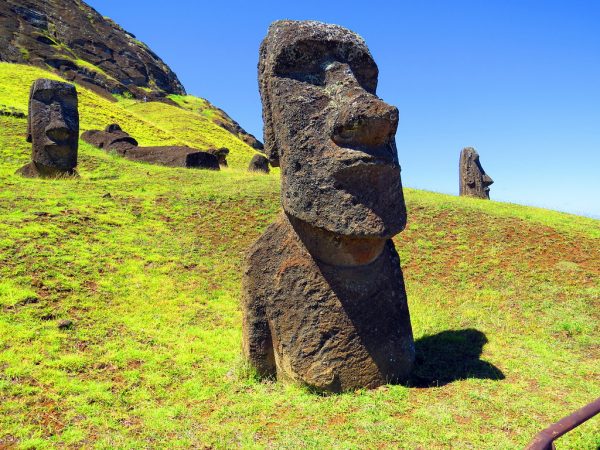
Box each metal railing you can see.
[525,397,600,450]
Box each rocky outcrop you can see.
[17,78,79,178]
[242,21,414,393]
[0,0,185,100]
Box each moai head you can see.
[459,147,493,199]
[27,79,79,173]
[259,20,406,238]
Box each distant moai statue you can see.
[242,20,415,393]
[17,79,79,178]
[459,147,493,199]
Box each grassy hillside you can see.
[124,101,257,168]
[0,62,599,449]
[0,63,260,169]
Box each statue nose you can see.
[332,96,398,149]
[483,174,494,186]
[46,125,70,143]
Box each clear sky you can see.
[88,0,600,218]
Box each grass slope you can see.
[124,101,257,168]
[0,63,599,449]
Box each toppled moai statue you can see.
[81,124,219,170]
[459,147,494,199]
[206,147,230,167]
[81,123,138,150]
[242,20,415,393]
[17,79,79,178]
[248,154,270,173]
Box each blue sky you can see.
[88,0,600,218]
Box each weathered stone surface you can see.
[459,147,493,199]
[82,124,219,170]
[81,127,138,149]
[17,78,79,178]
[248,154,270,173]
[243,20,414,393]
[116,145,219,169]
[0,0,185,100]
[206,147,230,167]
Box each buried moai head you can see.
[248,153,270,173]
[259,20,406,238]
[459,147,494,199]
[22,79,79,176]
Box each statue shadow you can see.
[405,328,505,388]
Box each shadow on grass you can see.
[406,328,505,388]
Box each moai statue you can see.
[17,79,79,178]
[207,147,230,167]
[248,153,270,173]
[459,147,494,199]
[242,20,415,393]
[81,124,220,170]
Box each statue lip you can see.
[331,140,397,164]
[334,157,400,185]
[337,153,398,169]
[44,143,73,156]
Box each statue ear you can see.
[26,82,34,143]
[260,79,280,167]
[264,125,280,167]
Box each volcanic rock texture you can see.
[82,124,219,169]
[17,78,79,178]
[459,147,494,199]
[0,0,185,100]
[243,20,415,393]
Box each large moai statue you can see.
[242,20,415,393]
[459,147,494,199]
[17,79,79,178]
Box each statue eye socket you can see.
[274,42,377,92]
[275,63,326,86]
[33,90,54,104]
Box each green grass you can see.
[0,62,598,449]
[124,101,260,168]
[168,94,224,121]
